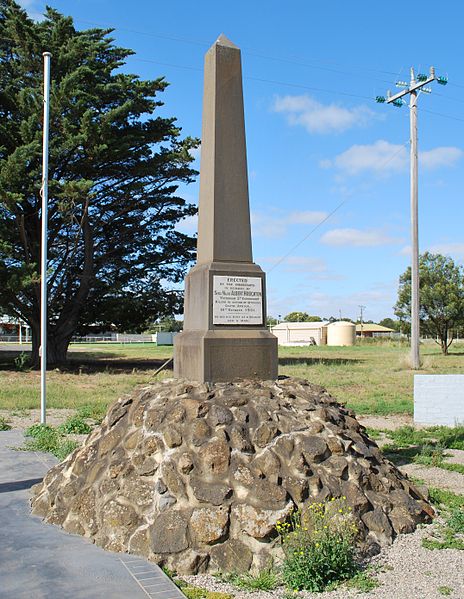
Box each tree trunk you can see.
[30,324,71,367]
[47,333,71,366]
[31,324,40,369]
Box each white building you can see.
[271,322,328,346]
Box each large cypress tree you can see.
[0,1,198,365]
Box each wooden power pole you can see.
[376,66,448,370]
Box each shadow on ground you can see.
[0,350,170,373]
[0,478,43,494]
[279,356,363,366]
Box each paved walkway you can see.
[0,430,185,599]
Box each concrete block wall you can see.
[414,374,464,426]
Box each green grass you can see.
[381,424,464,475]
[428,487,464,510]
[0,415,11,430]
[438,586,453,596]
[344,568,380,592]
[1,340,464,415]
[279,341,464,414]
[217,568,280,591]
[422,487,464,551]
[386,425,464,450]
[20,423,79,460]
[58,414,92,435]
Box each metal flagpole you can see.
[40,52,51,425]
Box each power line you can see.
[3,28,464,123]
[73,18,400,80]
[267,141,409,274]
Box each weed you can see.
[181,588,233,599]
[364,428,382,440]
[58,414,92,435]
[428,487,464,511]
[447,507,464,534]
[345,568,380,592]
[422,533,464,550]
[161,566,176,579]
[439,462,464,476]
[0,416,11,430]
[413,443,446,467]
[14,352,30,371]
[222,567,279,591]
[388,425,464,450]
[423,488,464,551]
[77,404,106,423]
[438,587,453,597]
[22,423,79,459]
[277,497,358,592]
[182,588,205,599]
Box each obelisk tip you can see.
[215,33,239,49]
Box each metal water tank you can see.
[326,321,356,346]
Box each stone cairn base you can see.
[31,378,433,574]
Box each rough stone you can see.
[199,438,230,475]
[151,510,189,554]
[190,506,230,544]
[31,377,433,575]
[190,477,231,506]
[232,502,293,539]
[208,405,233,426]
[210,539,253,573]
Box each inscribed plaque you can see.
[213,276,263,325]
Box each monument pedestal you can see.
[174,261,278,382]
[174,329,277,382]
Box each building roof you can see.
[355,323,394,333]
[272,321,328,330]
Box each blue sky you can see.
[21,0,464,321]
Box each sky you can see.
[19,0,464,322]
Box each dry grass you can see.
[0,340,463,416]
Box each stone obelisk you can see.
[174,34,278,383]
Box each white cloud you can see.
[273,94,376,134]
[262,256,328,273]
[286,211,329,225]
[320,228,401,247]
[252,210,329,238]
[322,140,463,176]
[420,147,463,169]
[17,0,44,20]
[401,243,464,260]
[321,140,407,175]
[429,243,464,259]
[176,214,198,235]
[189,145,201,162]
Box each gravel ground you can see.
[401,462,464,495]
[358,415,415,431]
[446,449,464,466]
[0,408,74,430]
[181,519,464,599]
